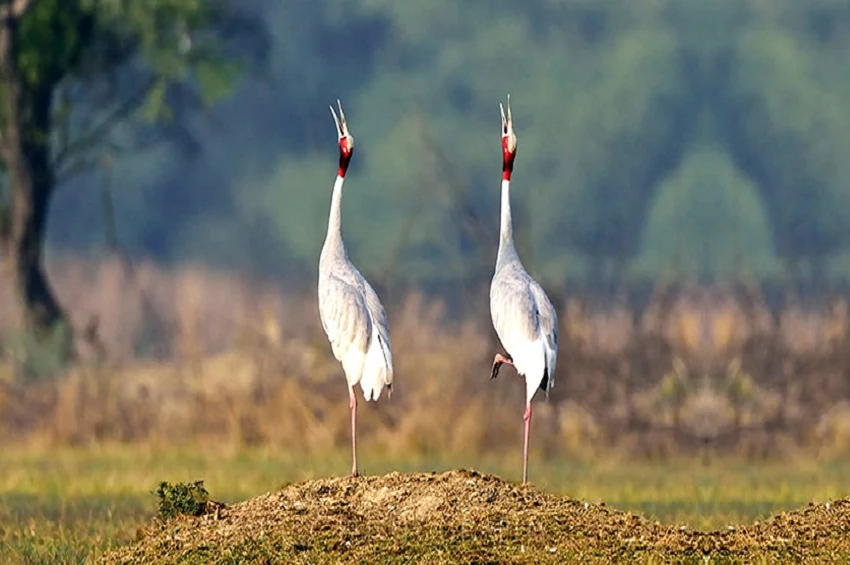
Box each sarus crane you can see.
[489,95,559,484]
[318,100,394,477]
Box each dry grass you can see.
[4,444,850,563]
[101,469,850,564]
[2,256,850,459]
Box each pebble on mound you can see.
[101,469,850,564]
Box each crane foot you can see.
[490,352,513,379]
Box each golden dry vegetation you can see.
[103,469,850,564]
[3,256,850,459]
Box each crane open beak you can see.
[330,99,351,140]
[499,94,513,139]
[500,94,517,154]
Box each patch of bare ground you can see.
[101,469,850,564]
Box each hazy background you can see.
[48,0,850,293]
[4,0,850,459]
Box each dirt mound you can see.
[101,469,850,564]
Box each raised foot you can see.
[490,352,514,379]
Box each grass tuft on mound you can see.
[154,481,211,521]
[102,469,850,564]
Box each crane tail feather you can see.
[361,330,393,402]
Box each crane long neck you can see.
[324,174,346,256]
[497,178,518,268]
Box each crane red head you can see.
[330,99,354,178]
[500,94,517,181]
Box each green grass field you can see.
[1,445,848,564]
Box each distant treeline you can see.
[46,0,850,295]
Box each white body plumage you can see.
[490,178,558,404]
[319,176,394,402]
[488,94,558,485]
[318,99,392,477]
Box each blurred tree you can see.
[559,26,691,279]
[0,0,261,349]
[722,24,850,287]
[636,147,780,281]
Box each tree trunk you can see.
[7,110,66,337]
[0,8,71,351]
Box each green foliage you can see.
[195,59,242,105]
[725,25,850,263]
[18,0,92,82]
[562,26,687,263]
[6,0,248,149]
[154,480,209,521]
[32,0,850,290]
[636,147,781,280]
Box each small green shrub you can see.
[6,322,74,382]
[154,480,209,520]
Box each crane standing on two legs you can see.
[318,100,394,477]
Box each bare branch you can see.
[56,139,124,184]
[55,156,97,184]
[53,76,157,171]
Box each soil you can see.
[101,469,850,564]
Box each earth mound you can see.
[101,469,850,564]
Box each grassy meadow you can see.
[2,445,849,563]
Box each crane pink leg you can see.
[349,387,359,477]
[522,402,532,484]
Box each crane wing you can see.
[490,267,540,346]
[319,272,371,363]
[362,279,393,373]
[490,264,559,395]
[529,278,558,378]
